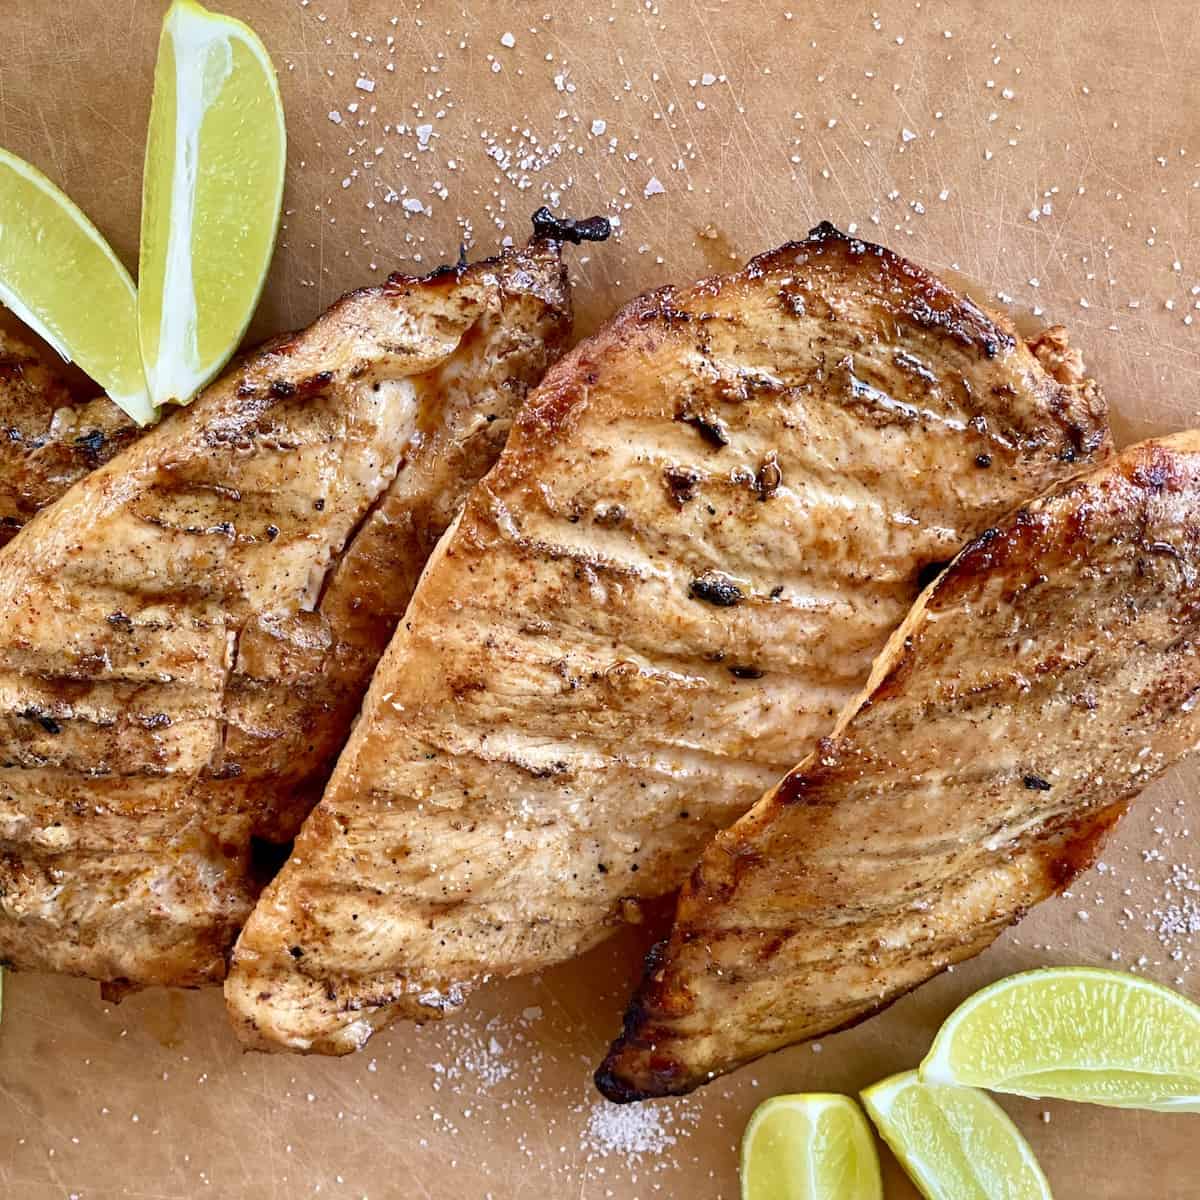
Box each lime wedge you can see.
[920,967,1200,1112]
[0,149,152,423]
[861,1071,1052,1200]
[139,0,285,409]
[740,1093,882,1200]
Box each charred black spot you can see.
[530,206,612,244]
[770,585,784,599]
[265,524,280,541]
[21,707,60,734]
[664,465,702,506]
[677,408,729,449]
[236,382,257,398]
[975,453,992,468]
[1023,774,1052,791]
[730,665,764,679]
[314,498,325,512]
[74,428,106,461]
[106,611,134,631]
[597,862,609,874]
[689,572,743,607]
[288,945,305,959]
[269,380,297,399]
[807,220,844,242]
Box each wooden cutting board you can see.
[2,2,1198,1196]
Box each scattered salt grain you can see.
[582,1102,678,1158]
[644,176,666,198]
[355,77,375,93]
[499,31,516,48]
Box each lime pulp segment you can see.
[861,1071,1053,1200]
[0,149,152,423]
[740,1092,883,1200]
[138,0,286,410]
[920,967,1200,1112]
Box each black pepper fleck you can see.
[730,665,764,679]
[689,572,744,607]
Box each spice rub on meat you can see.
[0,227,585,988]
[227,223,1109,1054]
[599,435,1200,1100]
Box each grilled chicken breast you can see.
[0,323,137,545]
[597,434,1200,1100]
[0,228,587,988]
[227,223,1110,1054]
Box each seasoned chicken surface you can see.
[597,434,1200,1100]
[228,223,1110,1053]
[0,232,579,987]
[0,323,137,545]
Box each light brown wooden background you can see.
[1,2,1199,1196]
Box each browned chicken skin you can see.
[598,434,1200,1100]
[226,223,1110,1054]
[0,323,137,545]
[0,229,585,988]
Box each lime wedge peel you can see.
[920,967,1200,1113]
[862,1071,1052,1200]
[740,1092,882,1200]
[0,149,153,424]
[139,0,285,410]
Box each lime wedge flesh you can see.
[861,1071,1053,1200]
[0,149,152,423]
[740,1093,882,1200]
[920,967,1200,1111]
[139,0,285,409]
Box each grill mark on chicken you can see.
[226,222,1110,1055]
[597,435,1200,1099]
[0,232,583,988]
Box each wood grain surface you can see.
[1,2,1198,1196]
